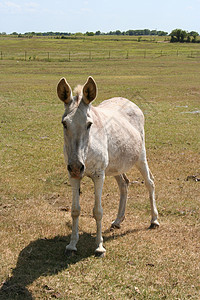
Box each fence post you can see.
[144,49,146,58]
[126,50,129,59]
[177,50,179,56]
[69,51,71,62]
[89,50,91,60]
[25,51,27,61]
[1,51,2,60]
[47,52,50,61]
[108,51,111,59]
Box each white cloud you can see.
[25,2,39,12]
[0,1,39,13]
[5,1,20,8]
[0,1,21,12]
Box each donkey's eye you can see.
[87,122,92,130]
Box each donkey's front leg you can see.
[66,178,81,254]
[92,172,106,257]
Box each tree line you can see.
[1,29,168,37]
[0,29,199,42]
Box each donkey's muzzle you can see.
[67,163,85,179]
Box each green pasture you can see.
[0,35,200,61]
[0,36,200,299]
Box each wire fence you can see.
[1,49,200,61]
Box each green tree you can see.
[189,31,199,42]
[115,30,121,35]
[170,29,187,43]
[158,31,168,36]
[144,29,150,35]
[180,30,187,42]
[126,30,134,36]
[86,31,94,36]
[95,31,101,35]
[186,35,191,43]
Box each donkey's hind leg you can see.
[136,150,159,229]
[111,174,129,229]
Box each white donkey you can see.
[57,77,159,257]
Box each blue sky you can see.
[0,0,200,34]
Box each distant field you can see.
[0,35,200,61]
[0,36,200,299]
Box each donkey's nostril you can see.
[80,164,85,173]
[67,165,72,173]
[67,163,84,174]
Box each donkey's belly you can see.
[105,152,140,176]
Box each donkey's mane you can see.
[73,85,83,103]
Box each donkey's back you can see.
[98,97,144,134]
[93,97,145,176]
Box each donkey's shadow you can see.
[0,226,140,299]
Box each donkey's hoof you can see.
[65,249,77,257]
[148,223,159,230]
[111,222,121,229]
[95,251,106,258]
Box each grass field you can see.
[0,35,200,61]
[0,36,200,299]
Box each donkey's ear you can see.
[83,77,97,104]
[57,78,72,104]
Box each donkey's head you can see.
[57,77,97,179]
